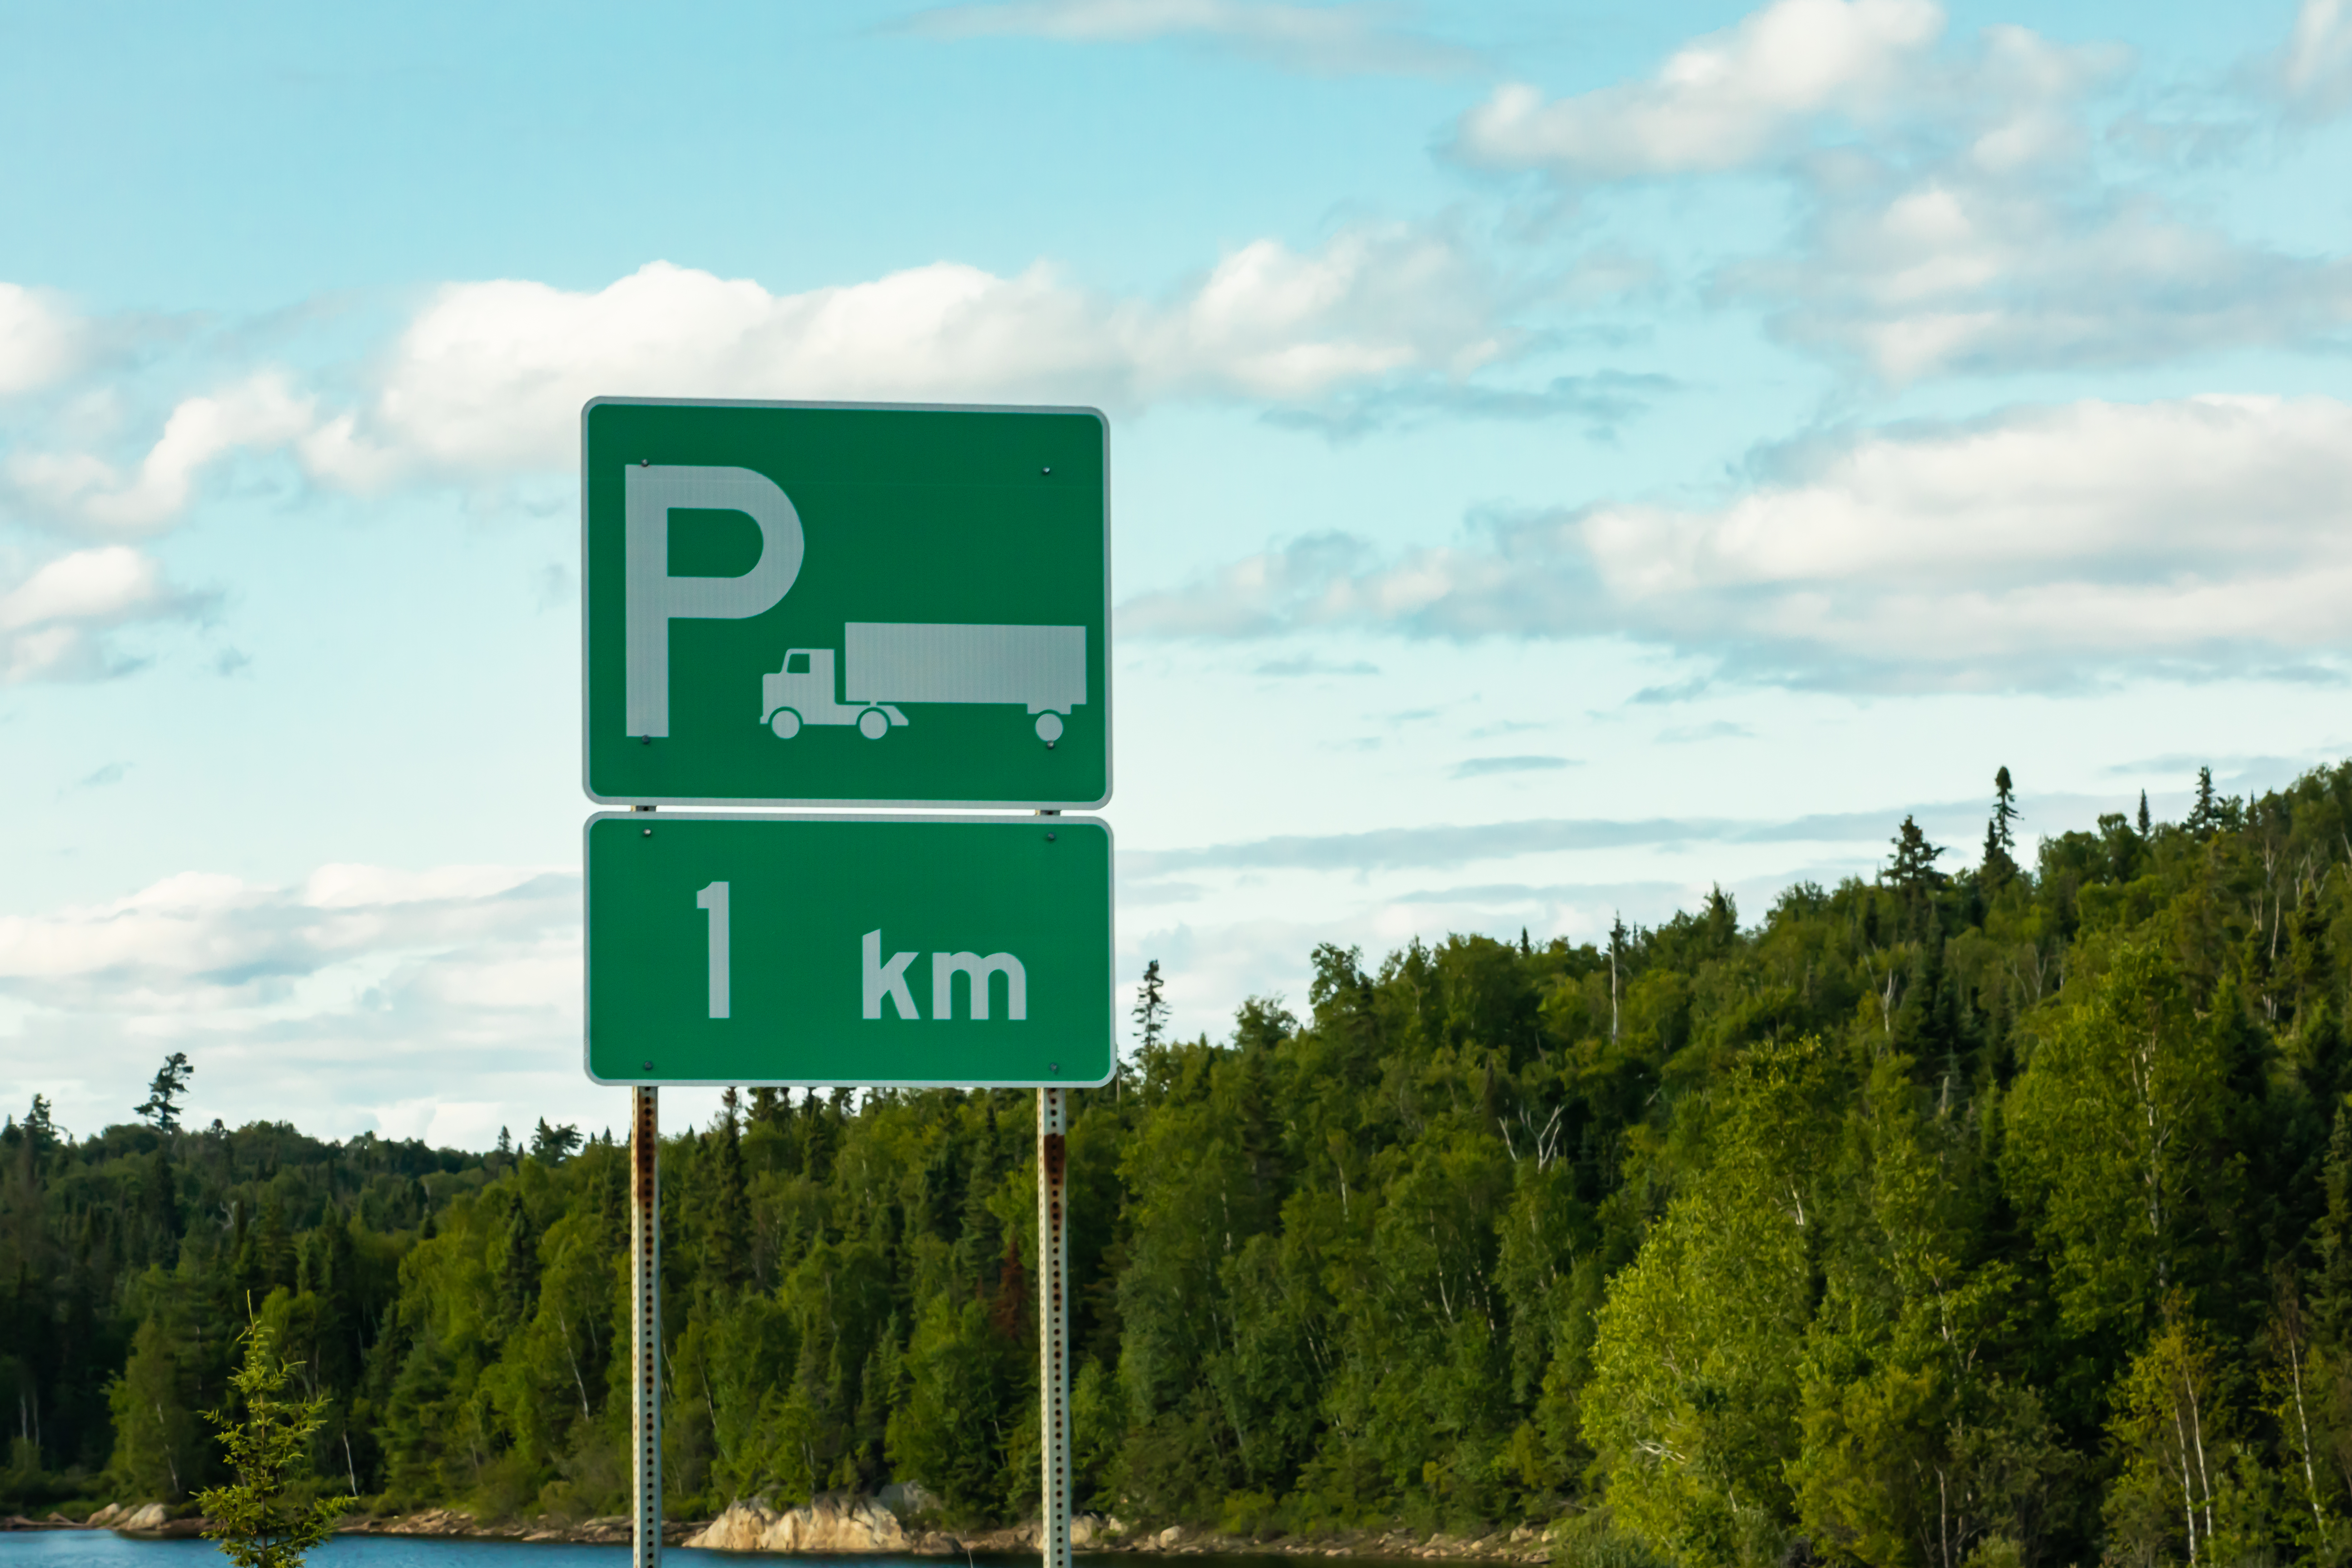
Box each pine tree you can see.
[527,1119,581,1164]
[2137,790,2152,837]
[492,1193,538,1331]
[2188,766,2220,837]
[198,1319,348,1568]
[1886,815,1946,893]
[1980,816,2017,886]
[708,1089,750,1291]
[135,1053,193,1133]
[1132,959,1169,1052]
[1993,765,2020,852]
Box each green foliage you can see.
[2004,942,2231,1340]
[197,1319,348,1568]
[136,1054,194,1134]
[27,759,2352,1564]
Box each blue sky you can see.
[3,0,2350,1147]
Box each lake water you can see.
[0,1543,1088,1568]
[0,1542,1291,1568]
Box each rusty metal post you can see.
[1038,1087,1070,1568]
[631,1085,661,1568]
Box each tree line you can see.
[7,761,2352,1565]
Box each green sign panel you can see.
[585,813,1114,1087]
[582,399,1110,808]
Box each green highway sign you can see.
[585,813,1114,1087]
[582,398,1110,808]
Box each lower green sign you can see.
[585,813,1114,1086]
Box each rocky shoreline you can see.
[4,1495,1558,1562]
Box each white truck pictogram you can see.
[760,622,1087,745]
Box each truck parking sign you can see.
[582,399,1110,808]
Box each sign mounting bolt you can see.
[1041,465,1051,475]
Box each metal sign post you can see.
[1038,1088,1070,1568]
[631,1086,661,1568]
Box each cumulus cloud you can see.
[901,0,1478,76]
[0,545,196,683]
[4,229,1511,515]
[1452,0,1944,176]
[1451,1,2352,382]
[0,860,588,1144]
[1725,150,2352,381]
[0,861,577,1011]
[349,237,1506,474]
[9,372,320,532]
[1121,394,2352,689]
[0,284,81,396]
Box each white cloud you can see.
[1448,1,2348,382]
[2286,0,2352,115]
[1725,160,2352,381]
[902,0,1477,76]
[0,860,588,1146]
[1122,394,2352,689]
[0,545,192,684]
[9,372,317,532]
[1453,0,1943,176]
[344,235,1506,475]
[4,230,1509,514]
[0,284,81,396]
[0,861,577,1010]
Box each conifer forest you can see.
[16,762,2352,1568]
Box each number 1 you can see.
[696,882,730,1019]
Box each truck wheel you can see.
[770,710,802,740]
[857,708,890,740]
[1035,712,1065,744]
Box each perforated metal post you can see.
[631,1085,661,1568]
[1038,1087,1070,1568]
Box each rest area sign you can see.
[584,813,1115,1087]
[581,399,1110,808]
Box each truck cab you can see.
[761,648,905,739]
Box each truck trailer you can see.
[760,622,1088,744]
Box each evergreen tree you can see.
[2189,765,2221,837]
[1888,815,1946,892]
[708,1090,749,1291]
[2138,788,2153,837]
[198,1319,348,1568]
[134,1054,193,1133]
[527,1119,581,1164]
[1132,959,1168,1051]
[25,759,2352,1554]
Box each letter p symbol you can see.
[625,465,804,738]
